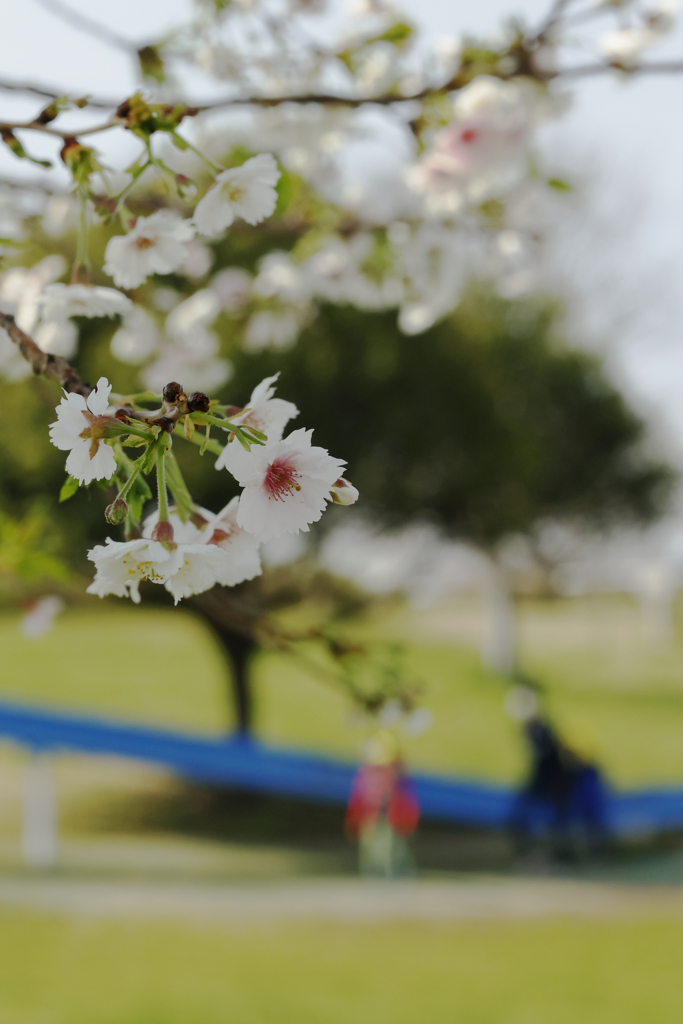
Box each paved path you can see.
[1,875,683,923]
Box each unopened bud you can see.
[330,477,359,506]
[105,498,129,525]
[151,520,175,543]
[151,416,175,434]
[187,391,211,413]
[163,381,184,404]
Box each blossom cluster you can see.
[48,371,357,604]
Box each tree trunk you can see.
[189,584,263,737]
[212,626,257,735]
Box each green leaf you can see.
[59,475,79,502]
[137,45,166,84]
[547,177,572,192]
[170,131,189,151]
[373,21,413,47]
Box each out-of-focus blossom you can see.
[0,326,31,380]
[409,76,537,211]
[21,596,64,639]
[253,252,312,304]
[193,154,281,237]
[110,307,159,364]
[211,267,253,311]
[104,211,195,289]
[34,320,78,358]
[42,195,79,237]
[178,239,214,279]
[166,289,220,339]
[0,256,66,333]
[38,283,131,322]
[243,309,304,352]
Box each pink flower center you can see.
[264,458,301,501]
[460,128,478,144]
[209,525,236,545]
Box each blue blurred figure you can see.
[506,682,609,859]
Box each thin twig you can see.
[0,311,91,396]
[31,0,139,53]
[0,78,119,109]
[0,117,120,140]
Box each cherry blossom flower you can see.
[215,373,298,479]
[207,497,263,586]
[87,538,186,603]
[143,500,262,590]
[230,427,347,543]
[38,283,132,321]
[409,76,535,210]
[87,526,231,605]
[48,376,117,485]
[103,211,195,289]
[193,154,281,238]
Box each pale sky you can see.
[1,0,683,454]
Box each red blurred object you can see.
[345,762,420,838]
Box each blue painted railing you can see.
[0,698,680,835]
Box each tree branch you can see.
[0,311,91,396]
[0,116,121,140]
[31,0,139,54]
[0,78,119,109]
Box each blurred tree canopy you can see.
[207,291,673,548]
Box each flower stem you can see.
[117,452,145,502]
[171,131,222,174]
[165,452,194,521]
[72,189,91,282]
[112,422,157,443]
[172,423,223,456]
[155,441,170,523]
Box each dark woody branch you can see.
[1,55,683,135]
[0,311,91,397]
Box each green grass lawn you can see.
[0,910,682,1024]
[2,593,683,786]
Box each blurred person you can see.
[506,683,609,860]
[345,729,420,878]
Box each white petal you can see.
[87,377,112,416]
[193,184,236,238]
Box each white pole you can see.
[481,559,516,674]
[21,750,58,869]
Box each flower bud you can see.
[187,391,210,413]
[105,498,129,525]
[330,477,359,506]
[151,416,175,434]
[163,382,184,404]
[151,520,175,544]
